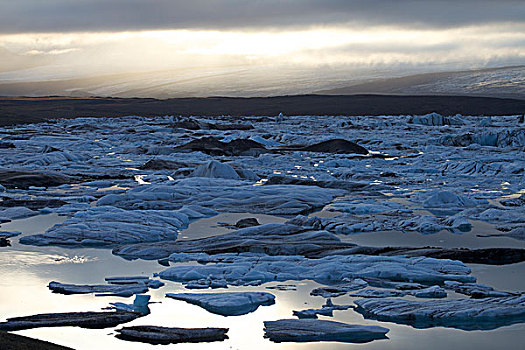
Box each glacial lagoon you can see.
[0,113,524,349]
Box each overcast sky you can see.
[1,0,524,33]
[0,1,523,94]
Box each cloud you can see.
[1,24,523,78]
[1,0,524,34]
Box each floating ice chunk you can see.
[409,113,464,126]
[0,231,22,238]
[350,289,406,298]
[184,279,230,289]
[158,254,475,287]
[167,252,212,263]
[443,281,517,298]
[0,207,38,221]
[293,299,352,319]
[474,207,524,224]
[399,215,444,233]
[20,205,208,246]
[263,319,389,343]
[364,278,426,290]
[289,213,464,235]
[441,160,498,176]
[190,160,241,180]
[98,179,343,215]
[250,135,282,147]
[109,294,151,315]
[176,205,218,219]
[166,292,275,316]
[411,285,447,298]
[115,325,229,344]
[82,180,116,188]
[442,129,525,147]
[500,194,525,207]
[310,279,368,298]
[442,215,472,231]
[266,284,297,291]
[48,203,91,215]
[327,202,403,215]
[501,227,525,241]
[479,117,492,127]
[48,281,151,297]
[355,296,525,330]
[105,276,164,289]
[0,311,141,331]
[422,190,478,208]
[114,223,351,260]
[232,167,260,181]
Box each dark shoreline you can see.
[1,94,524,126]
[0,331,73,350]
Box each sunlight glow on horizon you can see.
[0,24,523,86]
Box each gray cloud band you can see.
[1,0,524,33]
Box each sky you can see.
[0,1,523,96]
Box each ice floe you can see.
[157,253,475,287]
[98,179,343,215]
[263,319,389,343]
[409,113,464,126]
[355,295,525,330]
[310,279,368,298]
[108,294,151,315]
[165,292,275,316]
[114,223,353,260]
[443,281,519,298]
[0,311,141,331]
[293,299,352,319]
[48,277,163,297]
[350,289,407,298]
[115,325,229,344]
[20,205,215,246]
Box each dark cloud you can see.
[1,0,523,33]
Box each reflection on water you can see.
[180,212,287,240]
[0,214,524,350]
[339,220,525,250]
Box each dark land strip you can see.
[1,94,524,126]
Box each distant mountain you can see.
[317,66,525,100]
[0,63,522,100]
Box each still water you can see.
[0,213,524,350]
